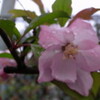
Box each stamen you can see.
[62,43,78,59]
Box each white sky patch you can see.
[14,0,100,15]
[72,0,100,15]
[0,0,2,12]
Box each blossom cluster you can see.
[38,19,100,96]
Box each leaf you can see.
[52,80,94,100]
[31,44,44,57]
[9,9,37,19]
[52,0,72,26]
[68,7,100,26]
[24,11,70,34]
[26,44,44,67]
[91,72,100,96]
[0,20,21,41]
[22,16,32,23]
[32,0,44,13]
[0,53,13,59]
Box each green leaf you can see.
[24,11,70,34]
[53,80,94,100]
[0,53,13,59]
[52,0,72,26]
[31,44,44,57]
[0,20,21,40]
[9,9,37,19]
[91,72,100,96]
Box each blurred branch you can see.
[4,66,39,74]
[0,28,39,74]
[0,28,26,68]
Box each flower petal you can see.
[63,29,75,43]
[39,24,74,49]
[38,50,55,83]
[0,58,16,67]
[51,53,77,83]
[77,40,97,50]
[0,58,16,80]
[80,46,100,71]
[74,53,89,71]
[67,69,93,96]
[69,19,98,46]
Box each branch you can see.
[0,28,26,69]
[4,66,39,74]
[0,28,39,74]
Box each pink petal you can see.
[77,40,97,50]
[63,29,75,43]
[39,24,74,49]
[74,53,90,71]
[0,58,16,80]
[67,69,93,96]
[46,45,62,51]
[80,46,100,71]
[38,50,55,83]
[0,58,16,67]
[69,19,98,46]
[51,53,77,83]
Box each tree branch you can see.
[4,66,39,74]
[0,28,26,69]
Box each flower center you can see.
[62,43,78,59]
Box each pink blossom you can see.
[0,58,16,80]
[38,18,100,96]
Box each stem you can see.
[14,43,31,49]
[0,28,26,69]
[4,66,39,74]
[20,28,38,61]
[94,89,100,100]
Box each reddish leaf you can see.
[32,0,44,13]
[68,7,100,26]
